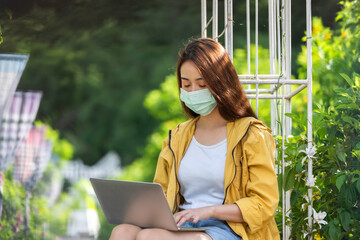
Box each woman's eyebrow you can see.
[181,77,204,80]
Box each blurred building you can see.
[62,151,121,183]
[62,209,100,240]
[59,151,121,239]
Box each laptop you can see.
[89,178,206,231]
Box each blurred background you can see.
[1,0,359,239]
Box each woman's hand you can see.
[173,206,214,228]
[174,204,244,228]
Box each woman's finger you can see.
[177,212,193,227]
[177,214,190,227]
[192,215,199,224]
[173,212,181,223]
[177,217,186,228]
[174,210,187,222]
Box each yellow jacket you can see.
[153,116,280,240]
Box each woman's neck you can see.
[196,107,228,129]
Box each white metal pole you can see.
[286,84,307,98]
[284,0,292,134]
[284,0,292,238]
[269,0,277,133]
[279,0,287,238]
[246,0,251,96]
[202,0,207,38]
[276,0,281,76]
[276,0,281,142]
[245,89,275,94]
[225,0,233,61]
[306,0,313,239]
[268,0,274,71]
[282,82,287,240]
[213,0,218,40]
[239,79,308,84]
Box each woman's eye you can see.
[183,85,191,88]
[199,85,206,88]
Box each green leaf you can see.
[336,103,359,110]
[355,142,360,150]
[340,210,351,231]
[336,175,346,191]
[284,168,296,191]
[347,103,359,109]
[357,179,360,193]
[351,176,358,183]
[290,190,300,207]
[353,73,360,87]
[285,113,302,124]
[353,150,360,160]
[338,185,357,211]
[328,126,336,142]
[316,128,327,139]
[337,92,351,99]
[296,159,303,173]
[336,150,346,163]
[329,219,341,240]
[342,116,353,125]
[340,73,354,87]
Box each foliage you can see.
[289,3,360,236]
[0,0,203,166]
[119,74,185,181]
[35,121,74,165]
[0,123,75,239]
[0,170,55,239]
[280,73,360,239]
[0,171,26,239]
[0,8,12,44]
[297,0,360,108]
[313,73,360,239]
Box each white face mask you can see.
[180,88,217,116]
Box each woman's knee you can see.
[110,224,141,240]
[136,228,167,240]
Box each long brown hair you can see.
[177,38,257,121]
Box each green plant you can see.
[279,73,360,239]
[312,73,360,239]
[297,1,360,108]
[0,123,75,239]
[0,171,25,239]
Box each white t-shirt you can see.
[178,136,227,210]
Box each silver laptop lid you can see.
[89,178,179,230]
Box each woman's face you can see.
[180,61,207,92]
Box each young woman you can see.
[110,38,280,240]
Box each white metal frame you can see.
[200,1,313,239]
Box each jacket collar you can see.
[226,117,271,149]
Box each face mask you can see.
[180,88,217,116]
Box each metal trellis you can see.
[200,0,313,239]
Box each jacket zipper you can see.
[168,130,181,213]
[222,122,252,204]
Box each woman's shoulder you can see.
[160,117,197,147]
[170,117,199,135]
[233,116,271,134]
[237,118,275,150]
